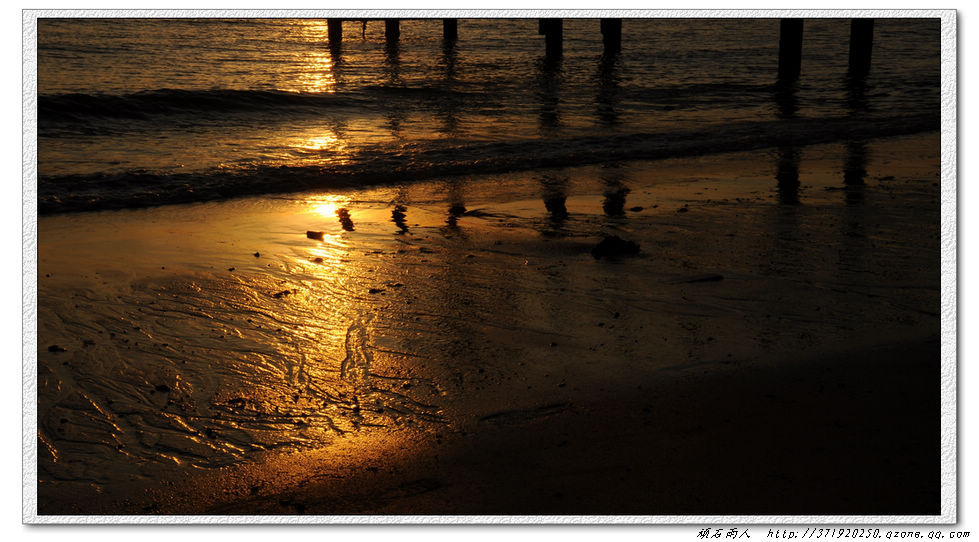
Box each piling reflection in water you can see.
[383,36,405,135]
[595,51,622,126]
[392,204,409,234]
[844,140,868,205]
[601,164,629,218]
[539,174,569,227]
[775,146,801,205]
[436,38,460,135]
[446,180,467,229]
[537,57,563,132]
[774,82,799,119]
[384,37,401,84]
[336,208,355,231]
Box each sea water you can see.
[36,17,940,213]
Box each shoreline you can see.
[35,132,942,516]
[37,119,939,216]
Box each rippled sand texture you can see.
[36,134,941,514]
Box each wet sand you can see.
[35,133,941,516]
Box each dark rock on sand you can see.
[47,345,67,352]
[306,231,325,241]
[592,235,641,260]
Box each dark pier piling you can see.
[848,19,875,78]
[778,18,804,83]
[385,19,401,43]
[538,18,563,58]
[601,18,622,54]
[443,18,458,43]
[327,19,343,47]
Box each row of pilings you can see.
[324,18,876,80]
[326,18,626,56]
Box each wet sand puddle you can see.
[36,135,940,510]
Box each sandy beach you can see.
[36,132,941,516]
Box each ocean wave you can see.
[37,112,939,215]
[38,85,489,125]
[37,88,371,122]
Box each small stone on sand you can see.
[592,235,641,259]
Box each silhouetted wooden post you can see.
[385,19,400,42]
[327,19,343,46]
[601,18,622,54]
[849,19,874,77]
[778,18,804,82]
[538,18,563,58]
[443,18,458,42]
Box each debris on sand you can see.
[253,252,261,258]
[306,231,325,241]
[47,345,67,353]
[591,235,641,260]
[368,288,385,294]
[272,290,294,299]
[154,384,171,393]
